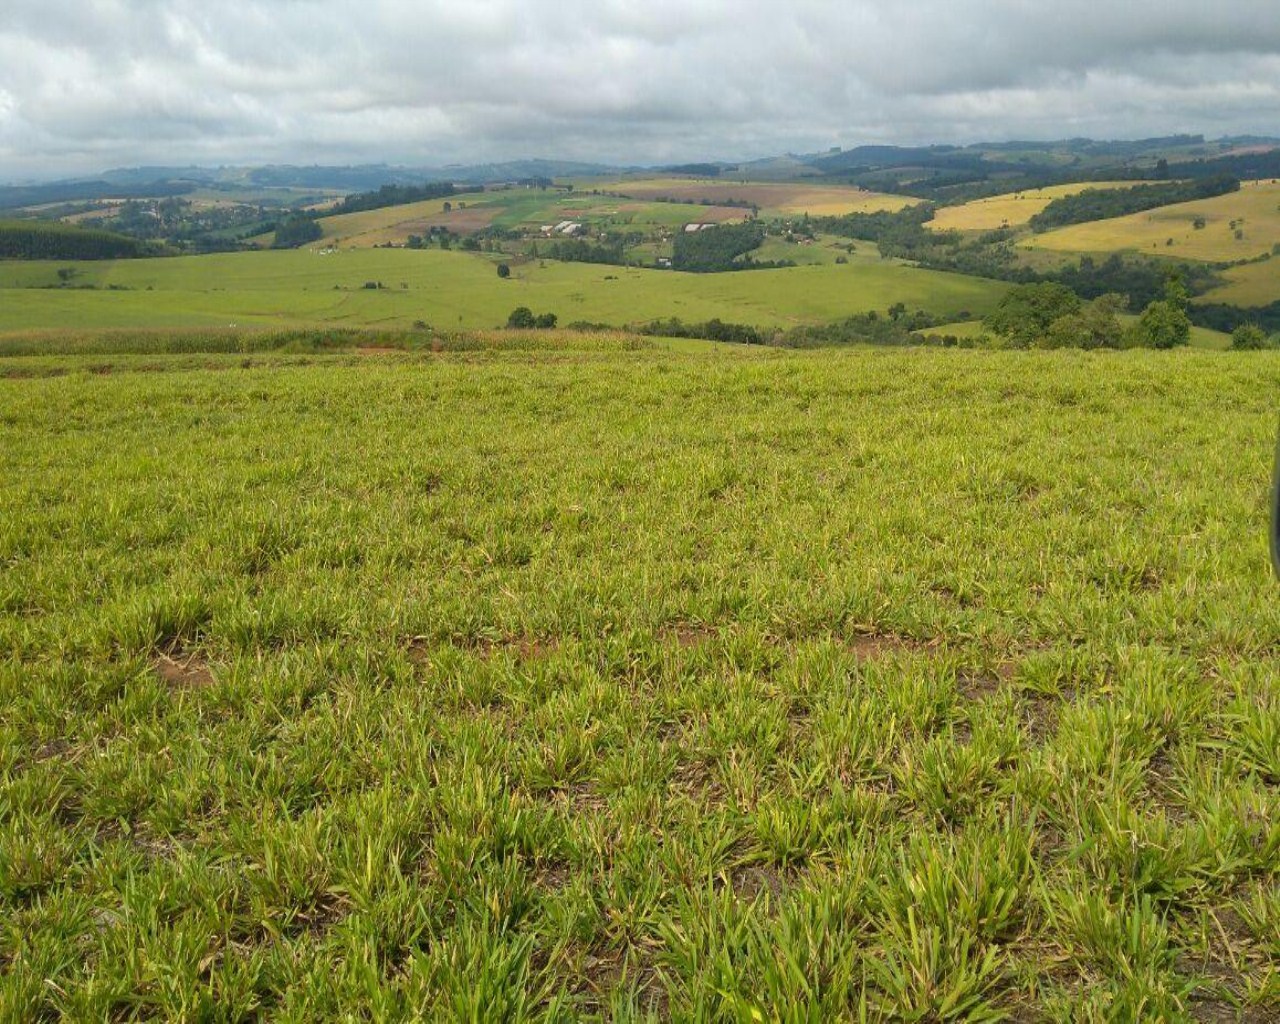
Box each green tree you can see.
[496,263,511,279]
[1230,323,1272,350]
[983,283,1082,348]
[1038,294,1124,350]
[506,307,536,329]
[1126,300,1191,349]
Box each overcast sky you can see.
[2,0,1279,181]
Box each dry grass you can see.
[1026,179,1280,263]
[931,182,1140,232]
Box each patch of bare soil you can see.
[846,630,937,660]
[661,621,717,649]
[153,649,216,689]
[957,661,1017,699]
[730,863,786,904]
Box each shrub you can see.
[506,306,536,329]
[1125,300,1191,349]
[1230,324,1273,350]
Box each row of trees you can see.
[0,220,147,260]
[330,182,480,216]
[1029,176,1240,232]
[506,307,558,329]
[983,280,1199,350]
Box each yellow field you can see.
[591,177,914,217]
[1199,257,1280,307]
[930,182,1138,232]
[1025,180,1280,262]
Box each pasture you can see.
[1025,180,1280,264]
[0,248,1005,332]
[1,336,1278,1020]
[1201,258,1280,309]
[929,183,1139,233]
[587,178,914,217]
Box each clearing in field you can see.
[1025,179,1280,263]
[929,182,1140,232]
[590,177,915,217]
[1,335,1277,1020]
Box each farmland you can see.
[588,179,914,217]
[1204,258,1280,308]
[2,337,1278,1019]
[929,183,1139,233]
[0,248,1006,332]
[1025,179,1280,264]
[309,185,763,250]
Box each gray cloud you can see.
[2,0,1278,180]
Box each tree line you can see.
[0,220,149,260]
[1028,176,1240,232]
[330,182,482,216]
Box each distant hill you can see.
[801,136,1280,203]
[0,179,196,211]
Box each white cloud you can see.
[0,0,1278,179]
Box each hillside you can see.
[0,248,1006,332]
[1024,179,1280,263]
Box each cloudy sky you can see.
[2,0,1279,181]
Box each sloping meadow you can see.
[1,339,1278,1019]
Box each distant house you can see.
[555,221,584,236]
[683,223,717,233]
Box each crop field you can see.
[0,248,1006,332]
[2,335,1279,1020]
[1026,180,1280,263]
[929,183,1139,233]
[588,179,914,217]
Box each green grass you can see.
[2,336,1279,1019]
[0,248,1006,332]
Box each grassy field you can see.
[588,179,914,217]
[929,183,1139,233]
[1200,258,1280,308]
[1026,180,1280,263]
[1,336,1278,1020]
[0,248,1006,332]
